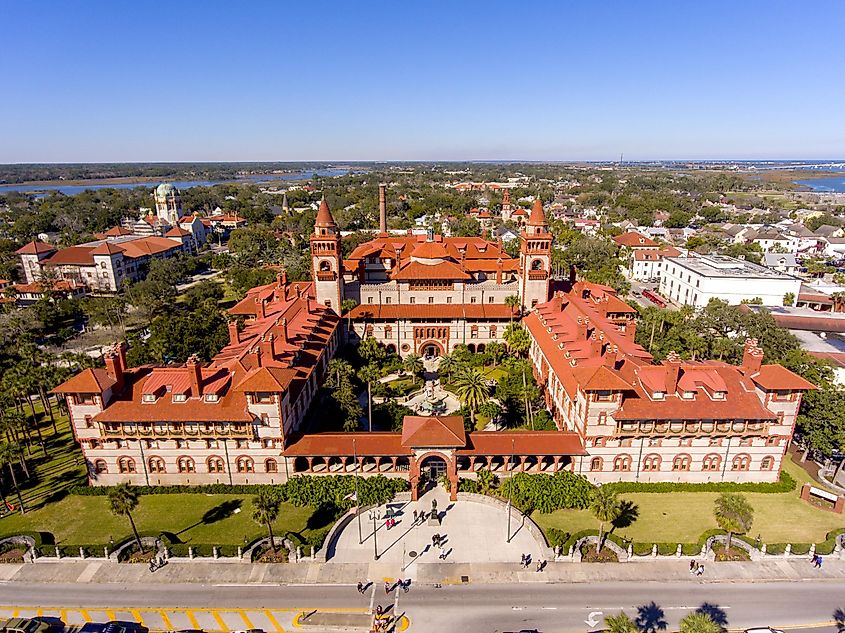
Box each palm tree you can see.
[438,354,457,382]
[402,353,424,386]
[0,443,26,513]
[358,364,382,432]
[327,358,353,390]
[505,294,521,322]
[590,486,621,553]
[832,291,845,313]
[108,482,143,553]
[503,322,531,357]
[341,298,358,340]
[252,488,282,552]
[605,612,638,633]
[679,612,722,633]
[453,368,490,425]
[713,492,754,552]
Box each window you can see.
[731,454,751,471]
[490,325,497,338]
[385,296,391,304]
[702,454,722,471]
[488,296,495,303]
[766,436,780,447]
[531,299,538,307]
[93,459,108,475]
[672,455,691,471]
[708,437,722,447]
[173,394,186,402]
[592,437,607,447]
[255,392,273,404]
[589,457,603,471]
[84,415,94,429]
[236,456,254,473]
[265,458,278,473]
[760,456,774,471]
[595,390,612,402]
[428,296,434,304]
[739,438,753,447]
[446,297,452,304]
[368,296,374,304]
[148,457,166,473]
[142,394,156,403]
[470,296,477,304]
[471,326,478,339]
[410,297,416,304]
[177,456,196,474]
[647,437,661,447]
[325,300,332,308]
[205,394,218,402]
[118,456,136,474]
[642,454,661,471]
[598,412,608,425]
[207,456,225,473]
[612,455,632,472]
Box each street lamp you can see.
[506,438,515,543]
[369,509,380,560]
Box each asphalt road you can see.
[0,580,842,633]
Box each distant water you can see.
[0,168,349,196]
[794,177,845,193]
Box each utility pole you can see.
[506,438,515,543]
[354,438,362,544]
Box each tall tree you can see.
[505,294,521,322]
[108,482,143,553]
[402,353,424,387]
[453,368,490,426]
[358,364,382,432]
[590,486,621,553]
[252,488,282,552]
[679,612,722,633]
[605,612,638,633]
[503,323,531,356]
[713,493,754,552]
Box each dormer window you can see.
[142,394,156,403]
[595,390,613,402]
[713,391,726,400]
[653,391,665,400]
[255,392,273,404]
[205,394,219,403]
[173,394,186,403]
[683,391,695,399]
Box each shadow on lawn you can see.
[177,499,243,536]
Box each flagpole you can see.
[355,438,362,545]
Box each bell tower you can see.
[519,198,552,310]
[311,198,344,315]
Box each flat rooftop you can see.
[665,254,797,280]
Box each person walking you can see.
[689,559,696,574]
[357,581,364,594]
[696,563,705,576]
[520,553,526,567]
[384,581,391,595]
[439,545,447,560]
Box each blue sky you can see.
[1,0,844,162]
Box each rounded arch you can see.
[236,455,254,473]
[477,343,486,353]
[612,454,632,472]
[760,455,775,471]
[531,258,544,270]
[265,458,278,473]
[672,453,692,471]
[589,456,603,472]
[731,453,751,471]
[415,450,455,481]
[702,453,722,472]
[467,343,476,353]
[117,456,136,474]
[641,453,662,472]
[419,340,444,357]
[386,344,396,354]
[177,455,195,474]
[148,456,166,474]
[93,459,108,475]
[207,456,225,473]
[319,260,332,272]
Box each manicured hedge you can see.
[498,471,596,514]
[604,471,795,494]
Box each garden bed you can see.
[580,543,618,562]
[254,545,288,563]
[0,546,26,563]
[712,544,750,562]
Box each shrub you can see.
[499,471,596,514]
[604,471,795,494]
[457,478,480,494]
[766,543,787,555]
[814,528,845,555]
[545,528,570,550]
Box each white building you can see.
[762,252,799,275]
[659,254,801,308]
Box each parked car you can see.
[0,618,52,633]
[744,627,784,633]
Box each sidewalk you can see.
[1,557,844,586]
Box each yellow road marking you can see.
[239,610,255,629]
[186,610,201,630]
[263,609,284,633]
[130,609,144,626]
[159,610,173,630]
[36,610,43,618]
[11,610,19,618]
[212,610,228,632]
[105,610,116,622]
[396,615,410,632]
[81,609,91,623]
[59,609,68,623]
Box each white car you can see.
[744,627,784,633]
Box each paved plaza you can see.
[329,487,546,570]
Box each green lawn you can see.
[534,457,845,545]
[481,367,507,382]
[0,492,318,548]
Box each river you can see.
[0,168,350,196]
[794,176,845,193]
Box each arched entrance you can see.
[420,455,447,481]
[419,340,444,358]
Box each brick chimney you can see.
[590,333,602,357]
[255,296,266,319]
[665,351,682,394]
[187,354,203,397]
[378,183,387,234]
[115,341,127,375]
[228,320,240,345]
[253,346,263,368]
[104,346,124,394]
[742,338,764,373]
[569,264,577,284]
[496,258,503,284]
[280,317,288,344]
[576,316,588,340]
[261,333,276,362]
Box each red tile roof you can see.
[613,232,658,248]
[283,433,411,457]
[16,241,55,255]
[348,303,514,321]
[52,368,116,394]
[44,246,95,266]
[90,242,126,256]
[748,365,817,391]
[315,198,336,227]
[234,367,298,392]
[457,431,587,456]
[391,260,472,281]
[528,199,546,225]
[401,416,466,448]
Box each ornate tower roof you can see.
[315,198,337,228]
[528,198,546,226]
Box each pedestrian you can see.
[818,555,823,568]
[376,605,383,616]
[148,559,156,573]
[520,553,526,567]
[689,559,696,574]
[413,510,418,523]
[439,545,446,560]
[384,581,391,595]
[536,560,546,572]
[433,533,440,547]
[402,578,410,593]
[357,581,364,594]
[525,554,532,569]
[696,563,704,576]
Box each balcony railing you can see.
[615,420,768,437]
[102,423,252,438]
[315,271,337,281]
[528,270,548,280]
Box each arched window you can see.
[731,454,751,471]
[760,456,774,471]
[93,459,108,474]
[319,260,331,271]
[265,458,278,473]
[236,456,254,473]
[386,344,396,354]
[531,259,543,270]
[590,457,603,471]
[177,456,196,474]
[117,456,136,474]
[490,325,497,338]
[384,325,392,338]
[702,454,722,471]
[672,455,691,471]
[642,454,661,471]
[148,457,166,474]
[613,454,632,472]
[207,456,225,473]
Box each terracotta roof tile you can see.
[400,415,466,448]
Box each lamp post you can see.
[354,439,362,545]
[506,438,515,543]
[369,509,380,560]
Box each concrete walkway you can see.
[329,488,545,566]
